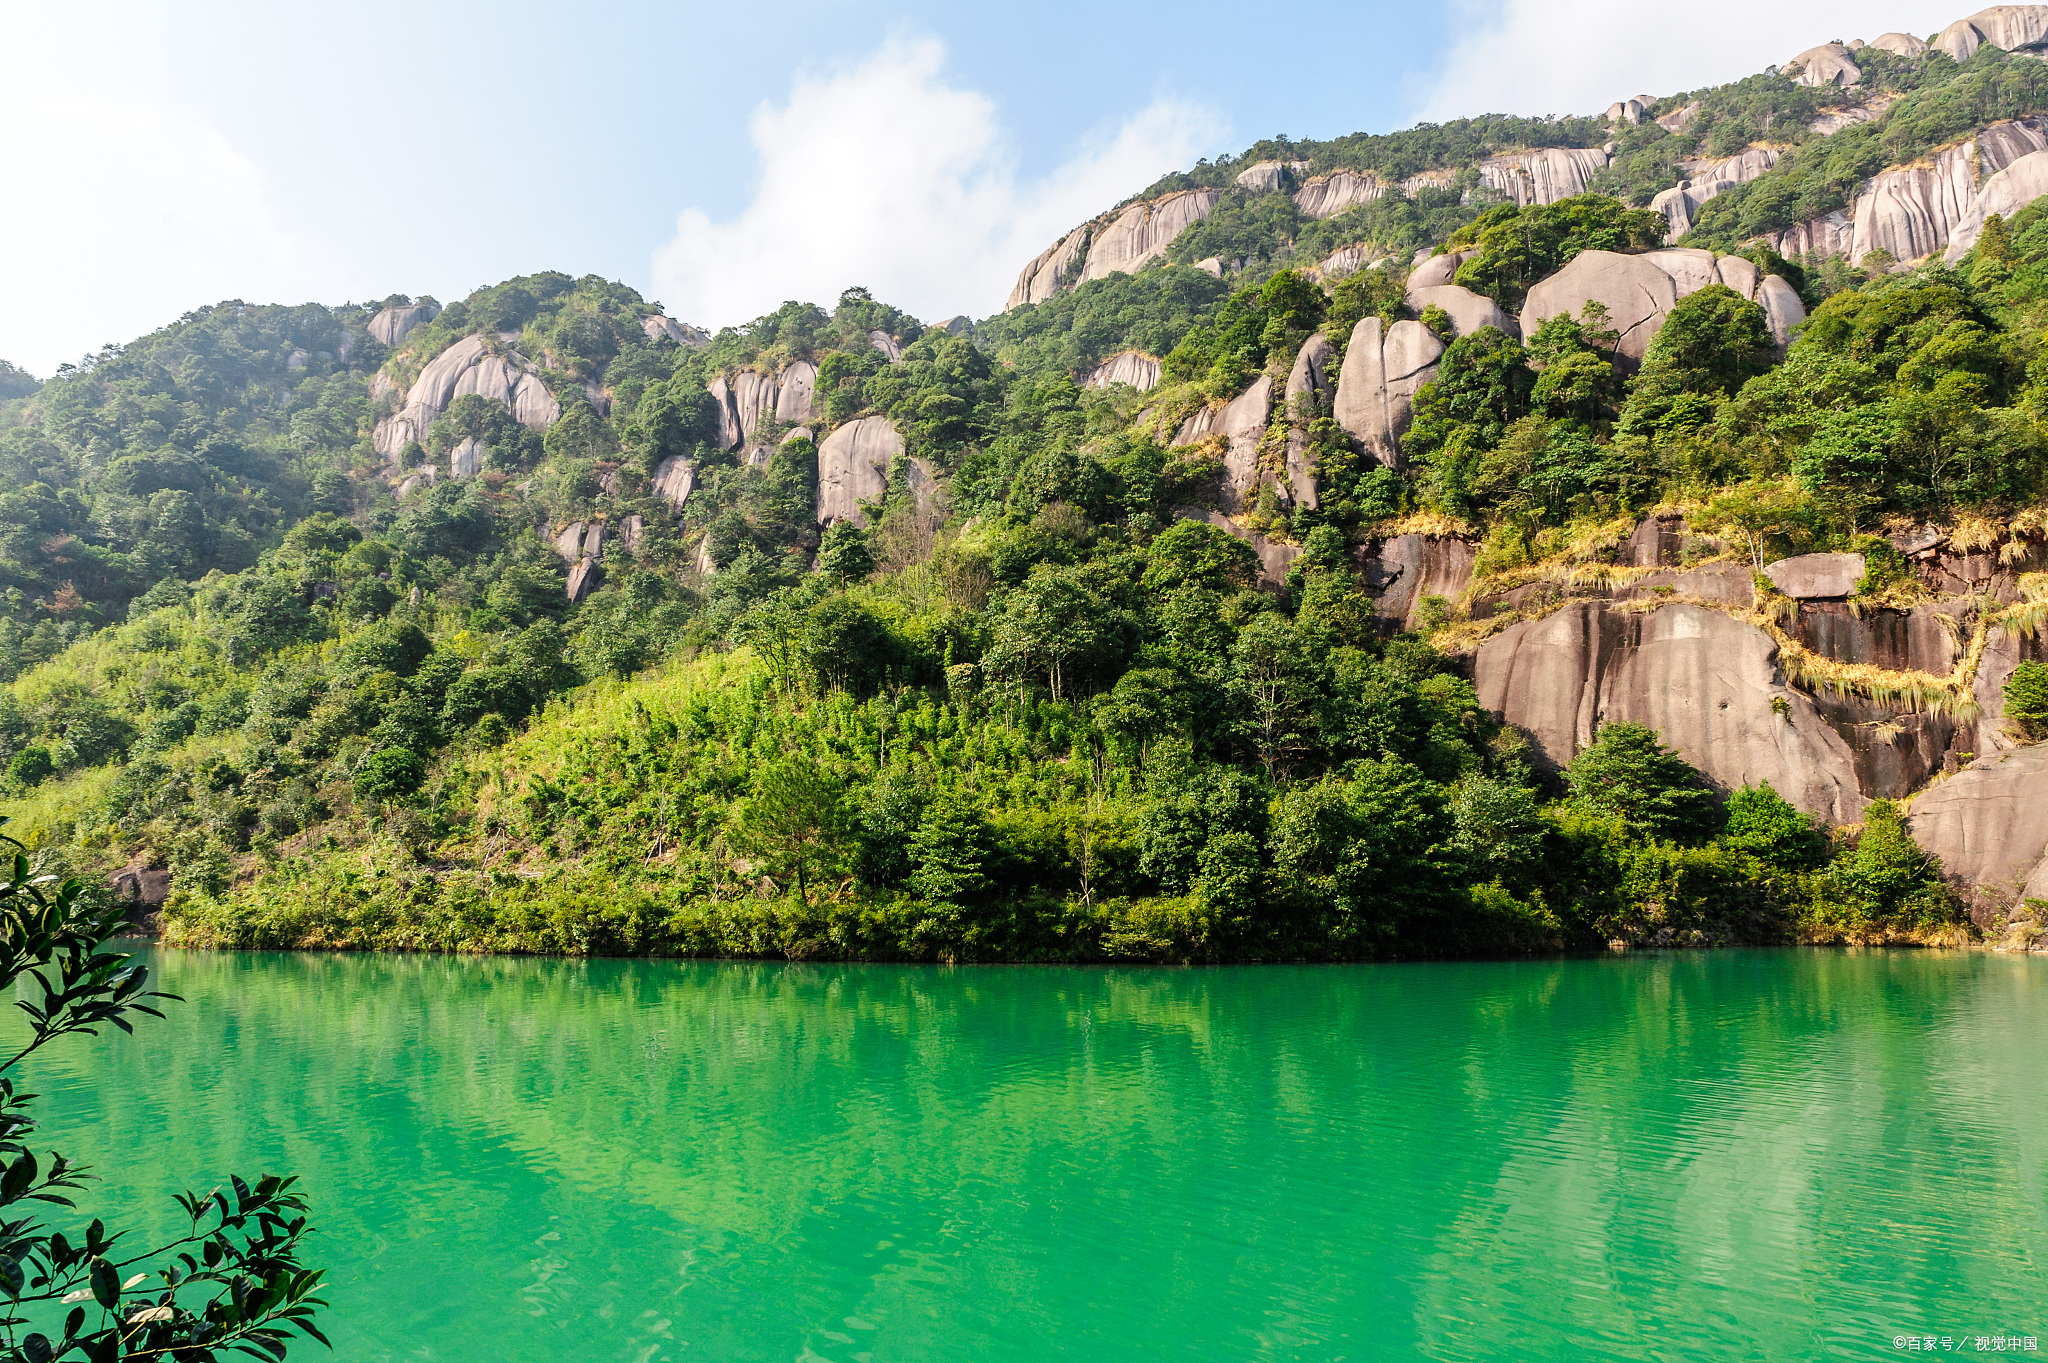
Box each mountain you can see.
[5,6,2048,960]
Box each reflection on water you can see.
[18,949,2048,1361]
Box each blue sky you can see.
[0,0,1961,374]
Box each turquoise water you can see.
[16,949,2047,1361]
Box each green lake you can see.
[19,948,2047,1360]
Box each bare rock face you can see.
[1475,147,1610,207]
[940,314,971,335]
[1360,534,1474,628]
[1938,6,2048,61]
[868,330,904,364]
[448,437,484,479]
[1407,251,1471,292]
[372,333,560,460]
[733,369,779,443]
[620,513,644,553]
[817,417,904,526]
[1314,245,1369,279]
[1970,626,2048,755]
[1292,171,1383,220]
[1784,43,1862,87]
[1333,316,1443,469]
[1007,225,1091,310]
[1520,248,1803,363]
[650,456,695,509]
[1234,159,1307,193]
[1607,98,1647,125]
[1947,149,2048,259]
[1764,552,1865,599]
[1082,351,1162,391]
[1173,376,1273,512]
[706,376,741,450]
[780,426,815,446]
[776,359,818,422]
[1475,602,1866,822]
[552,521,587,564]
[1407,284,1515,339]
[564,523,605,603]
[641,315,710,347]
[1650,147,1781,235]
[1657,101,1701,133]
[1283,333,1333,509]
[1080,189,1221,284]
[1871,31,1929,56]
[1195,257,1224,277]
[1908,746,2048,909]
[368,302,439,348]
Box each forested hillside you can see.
[5,6,2048,960]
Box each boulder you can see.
[368,302,439,348]
[1757,275,1807,348]
[1360,534,1475,628]
[371,333,560,460]
[817,416,904,526]
[1947,149,2048,259]
[1970,625,2048,755]
[566,556,599,603]
[868,330,904,364]
[286,348,309,371]
[641,315,709,347]
[1607,98,1646,125]
[1283,333,1333,509]
[110,865,172,908]
[940,315,971,335]
[1907,745,2048,909]
[650,456,695,508]
[1870,31,1929,56]
[1520,251,1677,363]
[1173,376,1272,512]
[1938,5,2048,60]
[1080,189,1220,283]
[1314,245,1369,279]
[1764,552,1865,599]
[775,359,818,422]
[1407,251,1471,292]
[706,376,741,449]
[1650,147,1780,235]
[1233,159,1306,193]
[733,369,779,442]
[551,521,586,564]
[1656,101,1701,133]
[1195,257,1224,277]
[1407,284,1515,339]
[1475,147,1610,207]
[1474,602,1866,822]
[620,513,644,553]
[1784,43,1862,87]
[1291,171,1382,220]
[780,426,815,446]
[1082,351,1162,391]
[1007,225,1091,310]
[449,437,484,479]
[1333,317,1442,469]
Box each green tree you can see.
[352,746,426,803]
[1820,800,1954,930]
[1564,722,1722,843]
[1721,782,1828,870]
[0,820,328,1357]
[2005,661,2048,740]
[734,756,848,905]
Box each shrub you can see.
[1564,722,1723,843]
[2006,661,2048,740]
[352,746,427,804]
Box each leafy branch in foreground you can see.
[0,818,327,1361]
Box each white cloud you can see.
[1410,0,1962,123]
[0,91,299,377]
[652,37,1225,330]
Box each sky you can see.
[0,0,1967,376]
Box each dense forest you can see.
[4,32,2048,962]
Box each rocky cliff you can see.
[372,333,561,462]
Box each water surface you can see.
[20,949,2047,1361]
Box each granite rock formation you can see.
[1520,248,1806,364]
[1083,351,1162,391]
[1173,376,1273,512]
[1292,171,1383,220]
[368,302,439,348]
[1282,333,1333,508]
[1081,189,1221,284]
[817,417,904,526]
[1333,317,1443,468]
[372,333,559,460]
[1908,746,2048,908]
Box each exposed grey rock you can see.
[775,359,818,422]
[1360,534,1475,628]
[368,302,439,348]
[1408,284,1514,339]
[1194,512,1298,588]
[1947,149,2048,259]
[868,330,904,364]
[1650,147,1781,235]
[940,315,971,335]
[1519,251,1673,363]
[694,538,716,577]
[449,437,484,479]
[1907,746,2048,908]
[1764,552,1865,599]
[1195,257,1224,277]
[286,348,309,371]
[1333,316,1442,469]
[1475,602,1866,822]
[1292,171,1382,220]
[1656,101,1701,133]
[650,456,694,509]
[1871,31,1929,56]
[1475,147,1610,207]
[1607,98,1647,125]
[1784,43,1862,87]
[1283,333,1333,509]
[1314,245,1369,279]
[620,513,644,553]
[780,426,815,446]
[1757,274,1808,348]
[552,522,586,563]
[1082,351,1162,392]
[1407,251,1470,292]
[566,557,599,603]
[817,416,904,526]
[1938,5,2048,61]
[369,372,399,403]
[706,375,741,450]
[1173,376,1273,512]
[641,315,710,347]
[732,369,780,442]
[905,456,946,518]
[371,333,561,460]
[1008,224,1091,310]
[1234,159,1307,193]
[1080,189,1220,283]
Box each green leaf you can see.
[88,1255,117,1310]
[0,1256,22,1297]
[23,1332,51,1363]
